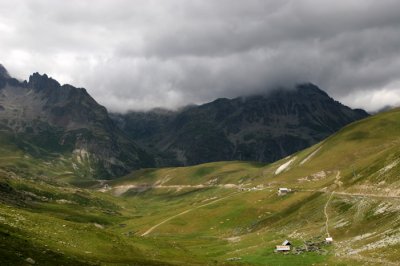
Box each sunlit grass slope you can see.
[0,108,399,265]
[106,107,400,265]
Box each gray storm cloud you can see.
[1,0,400,112]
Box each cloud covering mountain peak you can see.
[1,0,400,112]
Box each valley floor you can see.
[2,172,399,265]
[1,108,400,265]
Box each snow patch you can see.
[275,157,297,175]
[300,146,322,165]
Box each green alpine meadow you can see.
[1,102,400,265]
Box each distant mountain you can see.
[0,64,154,179]
[113,84,369,166]
[0,63,370,177]
[373,105,398,114]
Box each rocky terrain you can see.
[114,84,369,166]
[0,64,369,178]
[0,64,154,179]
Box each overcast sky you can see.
[1,0,400,112]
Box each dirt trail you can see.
[111,183,240,196]
[333,191,400,199]
[299,187,400,200]
[141,191,244,236]
[324,192,334,238]
[299,189,400,199]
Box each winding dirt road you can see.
[324,191,334,238]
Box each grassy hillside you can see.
[1,108,400,265]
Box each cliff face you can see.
[115,84,369,166]
[0,65,154,179]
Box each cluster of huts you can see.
[275,238,333,253]
[273,186,334,253]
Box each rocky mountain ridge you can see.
[0,64,154,179]
[0,64,369,177]
[114,84,369,166]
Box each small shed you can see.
[278,188,291,196]
[276,240,291,252]
[276,245,290,252]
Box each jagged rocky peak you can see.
[254,83,330,100]
[0,64,155,178]
[0,64,10,79]
[296,83,329,96]
[28,72,61,91]
[0,64,22,88]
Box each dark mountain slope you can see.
[0,64,154,179]
[114,84,369,166]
